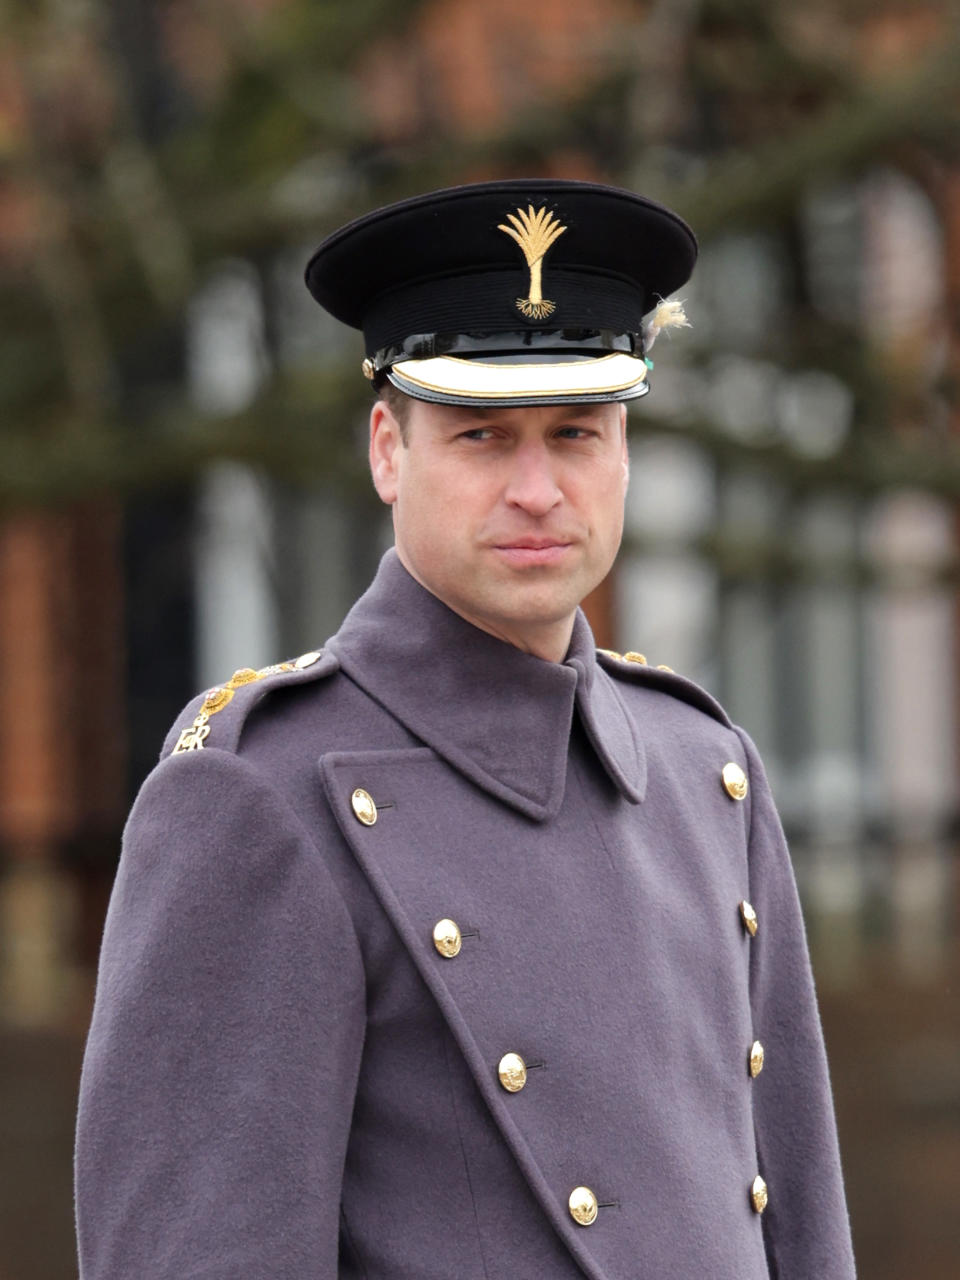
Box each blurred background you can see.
[1,0,959,1274]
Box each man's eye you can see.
[460,428,494,440]
[556,427,590,439]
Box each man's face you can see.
[369,394,629,657]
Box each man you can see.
[76,179,856,1279]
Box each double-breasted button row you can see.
[429,933,531,1091]
[726,760,765,1209]
[350,800,607,1225]
[348,793,465,957]
[737,903,764,1067]
[431,896,762,1229]
[355,784,763,1231]
[497,1053,606,1224]
[431,917,602,1226]
[348,792,464,955]
[742,880,773,1208]
[498,1057,603,1225]
[426,918,604,1225]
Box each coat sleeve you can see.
[736,727,857,1279]
[75,748,366,1280]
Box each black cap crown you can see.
[305,179,697,406]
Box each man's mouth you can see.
[491,538,575,566]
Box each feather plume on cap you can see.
[643,298,690,352]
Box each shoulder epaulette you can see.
[162,648,340,759]
[596,647,732,729]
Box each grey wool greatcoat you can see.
[75,549,856,1280]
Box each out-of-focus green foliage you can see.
[2,0,960,508]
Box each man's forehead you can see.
[417,400,620,426]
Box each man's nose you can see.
[503,443,563,516]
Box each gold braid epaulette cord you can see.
[171,660,302,754]
[597,648,675,673]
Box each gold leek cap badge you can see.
[498,204,567,320]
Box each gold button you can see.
[497,1052,528,1093]
[749,1040,765,1078]
[624,651,647,664]
[201,686,234,715]
[351,788,378,826]
[294,649,323,670]
[568,1186,598,1226]
[750,1175,768,1214]
[656,664,674,673]
[722,762,748,800]
[257,661,295,676]
[739,900,758,937]
[228,667,260,687]
[361,357,375,380]
[432,918,462,958]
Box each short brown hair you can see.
[378,381,412,443]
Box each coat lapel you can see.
[327,549,645,820]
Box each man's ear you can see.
[369,398,402,505]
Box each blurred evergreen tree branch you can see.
[1,0,959,505]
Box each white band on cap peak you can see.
[391,352,648,399]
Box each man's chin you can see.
[479,586,587,631]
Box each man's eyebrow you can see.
[446,405,612,423]
[555,409,611,422]
[447,406,520,421]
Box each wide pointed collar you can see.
[327,550,646,822]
